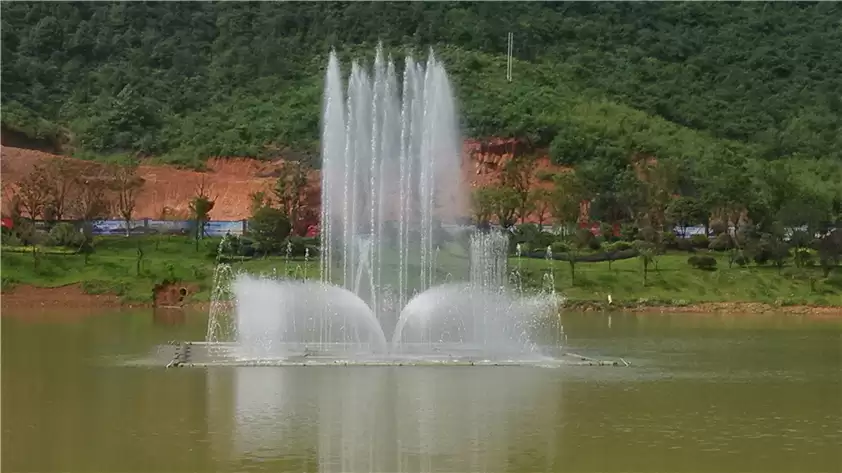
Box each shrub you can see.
[733,254,750,267]
[676,237,695,252]
[620,224,639,242]
[825,271,842,288]
[606,241,632,253]
[213,234,261,259]
[662,231,678,249]
[47,222,86,248]
[1,231,22,247]
[599,222,615,242]
[249,206,291,254]
[709,219,728,236]
[1,276,18,292]
[238,237,257,257]
[286,236,319,257]
[688,255,717,270]
[690,234,710,249]
[753,250,770,265]
[794,248,813,267]
[514,242,531,255]
[551,241,570,254]
[588,237,603,252]
[534,231,556,249]
[708,233,733,251]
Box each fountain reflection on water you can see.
[206,365,563,471]
[205,46,564,363]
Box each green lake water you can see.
[2,309,840,472]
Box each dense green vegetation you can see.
[2,2,841,163]
[3,2,841,303]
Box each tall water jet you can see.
[320,45,466,336]
[320,50,347,287]
[204,46,564,363]
[469,231,510,293]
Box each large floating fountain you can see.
[186,46,568,367]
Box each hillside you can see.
[2,2,842,232]
[2,2,841,164]
[0,141,566,222]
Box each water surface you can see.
[2,309,840,472]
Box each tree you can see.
[189,178,216,251]
[471,187,495,226]
[529,188,552,228]
[72,164,111,233]
[550,172,584,228]
[249,205,291,256]
[777,194,831,237]
[487,185,520,228]
[762,227,791,272]
[108,160,145,236]
[273,161,311,235]
[817,229,842,278]
[250,191,270,214]
[634,158,678,231]
[17,163,51,220]
[633,240,657,286]
[694,150,752,230]
[666,196,707,236]
[43,159,82,223]
[500,155,538,223]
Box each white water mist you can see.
[320,45,465,335]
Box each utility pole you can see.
[506,32,513,82]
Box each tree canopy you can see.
[2,2,841,175]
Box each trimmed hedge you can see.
[524,248,639,262]
[688,255,717,270]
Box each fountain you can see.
[193,45,570,367]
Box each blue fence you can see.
[90,219,248,236]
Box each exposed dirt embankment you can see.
[566,300,842,317]
[2,139,569,223]
[1,147,282,220]
[2,284,840,317]
[0,283,124,311]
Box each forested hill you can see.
[2,2,841,168]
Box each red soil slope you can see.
[1,139,569,224]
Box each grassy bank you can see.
[515,254,842,308]
[2,235,841,308]
[0,236,296,303]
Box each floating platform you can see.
[148,341,630,369]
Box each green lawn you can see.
[515,253,842,307]
[0,236,315,302]
[2,235,840,307]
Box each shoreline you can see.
[2,283,841,317]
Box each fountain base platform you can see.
[152,342,629,368]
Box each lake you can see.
[2,309,840,472]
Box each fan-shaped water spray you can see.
[233,275,388,359]
[391,283,540,356]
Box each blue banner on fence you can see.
[89,220,246,236]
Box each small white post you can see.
[506,32,513,82]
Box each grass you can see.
[0,235,281,303]
[516,253,842,307]
[2,235,841,307]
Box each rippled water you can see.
[2,309,840,472]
